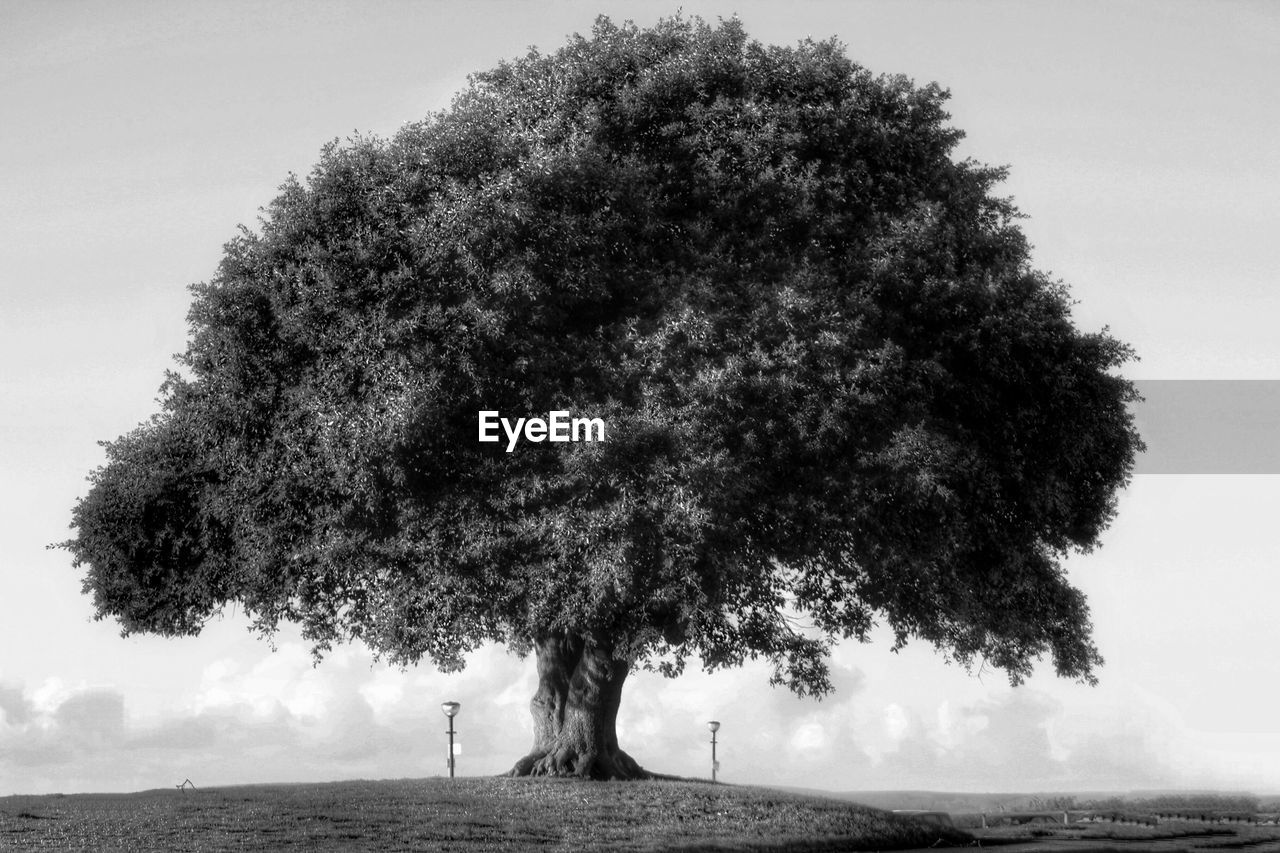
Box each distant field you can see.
[0,777,970,852]
[965,819,1280,853]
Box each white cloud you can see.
[192,643,335,721]
[31,677,73,717]
[930,699,989,752]
[883,703,910,742]
[791,721,827,753]
[0,639,537,794]
[358,667,406,720]
[1,629,1277,797]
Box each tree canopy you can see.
[65,15,1140,720]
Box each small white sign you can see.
[452,743,462,754]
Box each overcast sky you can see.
[2,0,1278,796]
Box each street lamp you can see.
[441,701,461,778]
[708,720,721,782]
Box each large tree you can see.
[63,16,1141,780]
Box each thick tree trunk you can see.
[505,632,649,780]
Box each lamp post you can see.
[708,720,721,782]
[441,701,460,778]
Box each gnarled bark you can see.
[506,632,649,780]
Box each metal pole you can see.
[448,715,455,778]
[711,729,718,782]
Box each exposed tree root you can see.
[506,745,649,780]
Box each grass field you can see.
[0,777,971,851]
[964,818,1280,853]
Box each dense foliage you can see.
[65,16,1140,699]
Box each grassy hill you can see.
[0,776,971,852]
